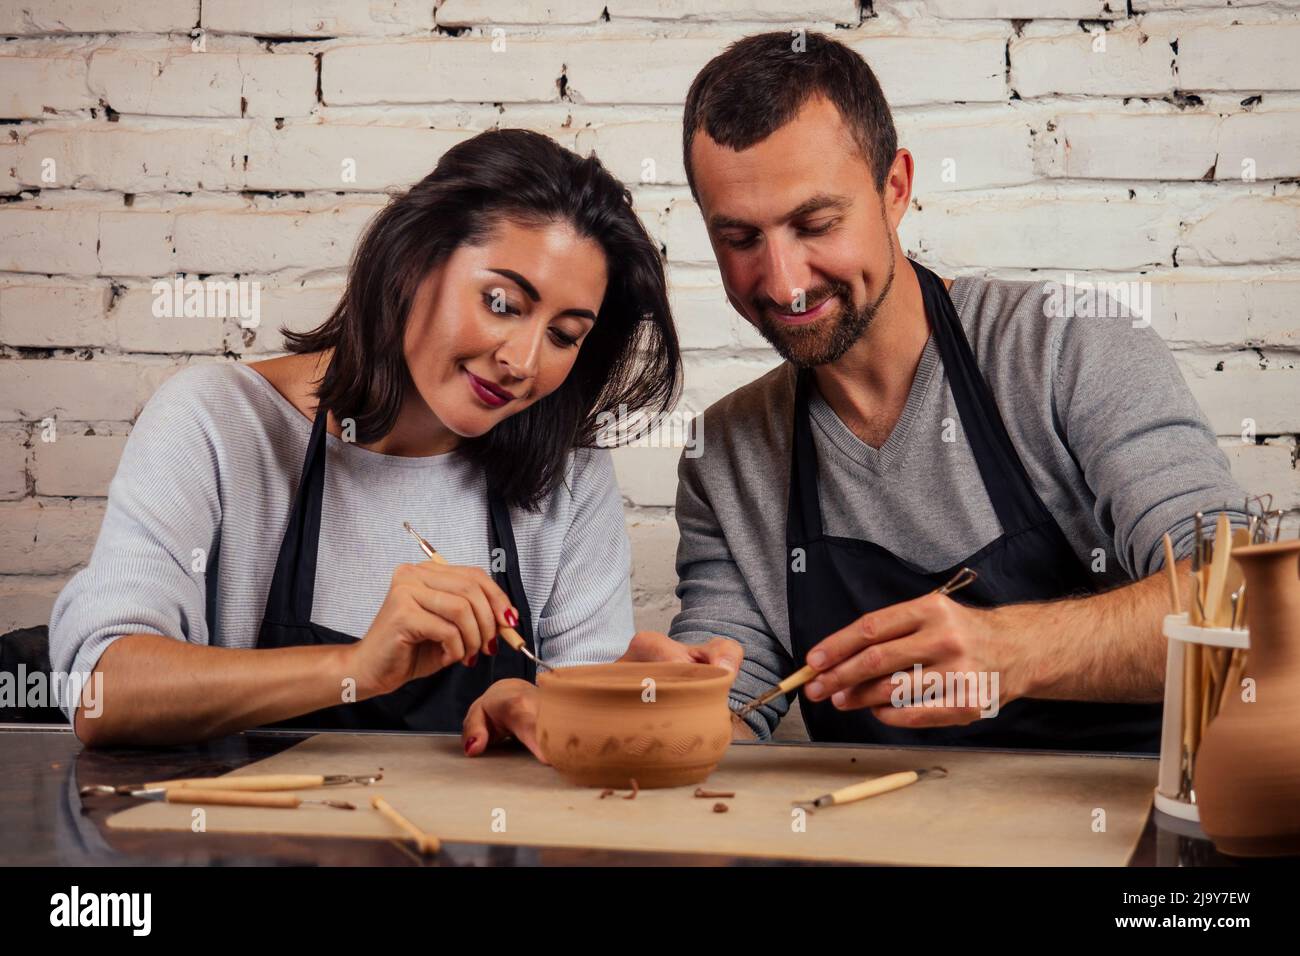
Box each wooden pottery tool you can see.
[403,521,552,673]
[372,794,440,855]
[735,568,978,722]
[81,773,381,797]
[114,788,356,810]
[1162,533,1181,613]
[793,767,948,812]
[1203,513,1233,626]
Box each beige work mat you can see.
[107,734,1156,865]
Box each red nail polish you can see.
[504,608,519,628]
[466,653,478,668]
[487,637,498,655]
[464,737,476,755]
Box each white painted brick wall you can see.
[0,1,1296,636]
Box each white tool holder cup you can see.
[1155,613,1250,824]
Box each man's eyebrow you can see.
[708,193,851,232]
[487,268,540,301]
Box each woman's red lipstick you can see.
[465,369,514,408]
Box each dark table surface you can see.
[1,723,1240,867]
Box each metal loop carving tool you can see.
[403,521,553,673]
[80,773,381,797]
[735,567,979,722]
[91,787,356,810]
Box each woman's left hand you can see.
[461,679,547,763]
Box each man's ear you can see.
[883,148,914,231]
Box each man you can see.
[666,32,1250,751]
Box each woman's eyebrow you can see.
[487,268,540,301]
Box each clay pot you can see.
[536,661,732,789]
[1194,540,1300,857]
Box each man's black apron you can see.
[785,259,1161,752]
[257,409,536,731]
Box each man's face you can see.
[690,95,911,367]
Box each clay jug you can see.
[1194,539,1300,857]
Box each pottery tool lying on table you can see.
[372,794,440,856]
[80,773,381,797]
[403,521,553,673]
[90,787,357,810]
[735,567,979,722]
[793,766,948,813]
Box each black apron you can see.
[257,408,536,731]
[785,259,1161,752]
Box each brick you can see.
[229,282,345,353]
[0,360,156,422]
[97,212,177,277]
[1178,196,1300,267]
[907,193,1177,271]
[173,202,380,273]
[244,124,472,191]
[612,445,682,507]
[1178,22,1300,92]
[0,425,29,500]
[1187,369,1300,435]
[0,499,105,574]
[0,0,199,34]
[900,113,1036,192]
[1147,277,1300,348]
[681,353,781,413]
[669,282,738,350]
[203,0,434,36]
[32,432,129,497]
[609,0,859,21]
[564,37,731,105]
[1040,111,1300,181]
[0,55,94,118]
[0,207,100,274]
[847,34,1008,107]
[896,1,1117,16]
[576,120,685,187]
[112,285,226,354]
[1220,440,1300,512]
[439,0,607,25]
[1011,27,1174,98]
[322,39,561,105]
[16,126,246,192]
[88,50,316,118]
[0,285,113,348]
[662,198,714,265]
[0,142,20,195]
[0,575,68,632]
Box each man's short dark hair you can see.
[682,31,898,198]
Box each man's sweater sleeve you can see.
[668,431,794,739]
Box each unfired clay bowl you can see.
[536,661,733,789]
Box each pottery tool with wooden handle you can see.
[793,766,948,812]
[1162,533,1181,613]
[372,794,440,855]
[735,567,978,722]
[81,773,381,797]
[112,788,356,810]
[403,521,553,673]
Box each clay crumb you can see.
[712,802,729,813]
[694,788,735,799]
[598,789,616,799]
[623,778,639,800]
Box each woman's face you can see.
[403,218,607,439]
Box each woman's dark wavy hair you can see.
[282,128,681,510]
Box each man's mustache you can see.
[753,282,852,320]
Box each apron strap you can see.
[264,407,328,624]
[912,259,1046,533]
[787,368,824,543]
[487,489,537,680]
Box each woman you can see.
[49,129,739,756]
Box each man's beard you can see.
[751,244,897,369]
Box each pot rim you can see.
[537,660,733,697]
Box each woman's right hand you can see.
[346,561,517,700]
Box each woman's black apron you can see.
[256,409,536,731]
[785,259,1161,752]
